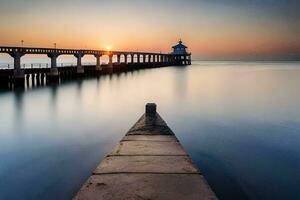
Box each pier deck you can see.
[74,104,217,200]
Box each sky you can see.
[0,0,299,60]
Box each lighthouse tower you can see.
[171,40,191,65]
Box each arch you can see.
[57,55,77,67]
[133,54,138,63]
[112,54,118,64]
[0,53,13,69]
[101,55,109,65]
[120,54,126,63]
[139,54,143,63]
[82,54,96,66]
[21,54,50,69]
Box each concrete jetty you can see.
[74,103,217,200]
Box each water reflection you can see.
[0,62,300,200]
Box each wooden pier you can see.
[74,103,217,200]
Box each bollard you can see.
[145,103,157,117]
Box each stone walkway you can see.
[74,104,218,200]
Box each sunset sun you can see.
[106,45,111,51]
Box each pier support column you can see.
[75,52,84,76]
[172,55,176,65]
[109,54,113,66]
[124,54,128,64]
[106,54,113,73]
[95,54,102,72]
[131,54,134,64]
[137,54,140,64]
[10,52,25,87]
[117,54,121,64]
[47,53,59,82]
[143,54,146,63]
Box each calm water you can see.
[1,61,300,200]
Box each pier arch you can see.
[101,55,109,65]
[21,54,51,69]
[57,55,77,67]
[0,53,13,69]
[82,55,96,66]
[120,54,126,63]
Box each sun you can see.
[106,46,112,51]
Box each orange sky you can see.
[0,0,299,60]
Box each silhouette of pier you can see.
[0,42,191,88]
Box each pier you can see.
[0,41,191,88]
[73,103,217,200]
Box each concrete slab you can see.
[122,135,178,142]
[94,156,199,174]
[127,114,174,135]
[73,174,217,200]
[73,105,218,199]
[110,141,187,156]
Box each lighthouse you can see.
[171,40,191,65]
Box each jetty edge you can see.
[73,103,218,200]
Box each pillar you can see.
[131,54,134,63]
[143,54,146,63]
[109,54,113,66]
[47,53,59,81]
[95,54,101,71]
[75,52,84,75]
[137,54,140,63]
[10,52,25,86]
[124,54,128,64]
[117,54,121,64]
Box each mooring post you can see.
[145,103,157,117]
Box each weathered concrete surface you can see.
[122,135,178,142]
[110,140,187,156]
[74,174,216,200]
[94,155,199,174]
[74,104,218,200]
[127,114,174,135]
